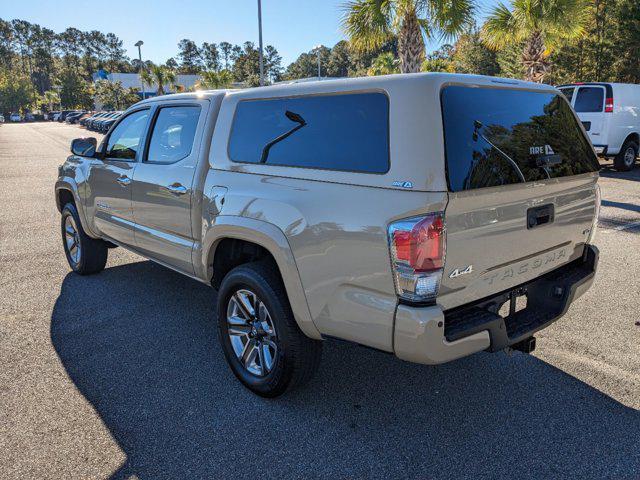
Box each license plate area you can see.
[498,289,528,318]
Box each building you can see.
[92,71,202,106]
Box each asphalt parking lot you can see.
[1,121,639,479]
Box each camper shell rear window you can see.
[441,85,600,192]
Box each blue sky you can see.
[2,0,500,66]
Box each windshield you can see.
[441,85,599,192]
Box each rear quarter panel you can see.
[202,169,446,351]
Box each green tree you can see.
[0,19,13,69]
[368,51,399,75]
[177,39,202,73]
[611,0,640,83]
[342,0,475,73]
[104,32,129,72]
[326,40,351,77]
[59,67,93,108]
[201,42,221,72]
[451,29,500,76]
[285,46,330,80]
[0,68,38,114]
[40,89,60,111]
[482,0,590,82]
[196,69,233,89]
[232,42,282,85]
[421,44,454,72]
[95,79,139,109]
[140,64,176,96]
[219,41,233,70]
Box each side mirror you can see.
[70,137,97,157]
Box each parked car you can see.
[9,113,22,122]
[91,111,120,132]
[80,112,105,128]
[558,82,640,171]
[57,110,74,122]
[65,111,86,124]
[87,112,114,131]
[97,112,122,133]
[24,113,35,122]
[0,114,4,123]
[56,73,600,397]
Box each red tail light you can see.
[391,215,445,271]
[605,97,614,112]
[388,213,446,302]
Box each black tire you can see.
[217,261,322,397]
[61,203,108,275]
[613,140,638,171]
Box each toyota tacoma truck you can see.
[56,73,600,397]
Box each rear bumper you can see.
[393,245,598,364]
[593,144,607,155]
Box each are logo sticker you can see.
[530,145,555,155]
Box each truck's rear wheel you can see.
[217,261,322,397]
[613,140,638,171]
[61,203,108,275]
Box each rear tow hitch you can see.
[509,336,537,354]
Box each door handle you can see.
[166,183,188,196]
[116,175,131,186]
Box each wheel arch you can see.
[201,216,322,340]
[55,179,98,238]
[622,132,640,147]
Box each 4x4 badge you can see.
[449,265,473,279]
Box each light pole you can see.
[314,45,322,79]
[135,40,145,99]
[257,0,265,86]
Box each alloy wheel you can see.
[226,289,278,376]
[624,147,636,167]
[64,215,81,266]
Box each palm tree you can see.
[368,52,400,75]
[140,64,177,96]
[195,69,233,90]
[342,0,475,73]
[42,90,60,111]
[482,0,590,83]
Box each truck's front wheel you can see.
[61,203,108,275]
[217,261,322,397]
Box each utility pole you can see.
[135,40,145,99]
[314,45,322,79]
[257,0,265,86]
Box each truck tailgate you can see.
[439,174,598,310]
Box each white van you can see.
[558,82,640,171]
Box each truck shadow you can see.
[599,161,640,182]
[50,261,640,479]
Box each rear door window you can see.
[574,87,604,112]
[441,86,599,192]
[147,106,201,164]
[228,92,389,173]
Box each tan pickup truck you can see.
[56,73,600,397]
